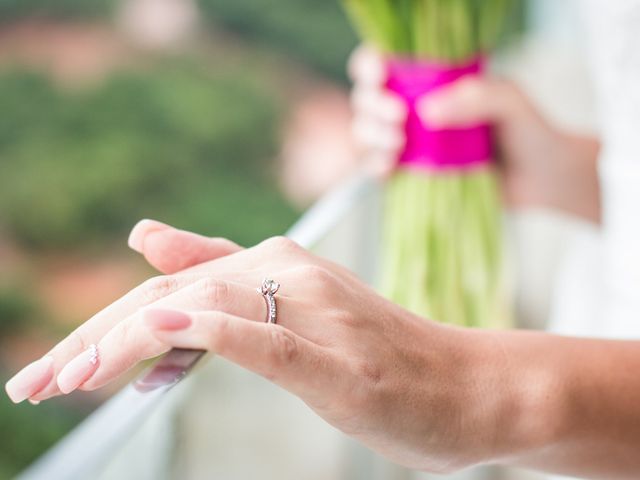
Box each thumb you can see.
[418,76,525,129]
[128,219,242,274]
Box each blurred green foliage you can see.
[0,285,37,335]
[0,62,298,250]
[0,1,354,477]
[198,0,525,80]
[1,0,360,79]
[0,0,113,22]
[198,0,358,80]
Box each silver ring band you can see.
[257,278,280,324]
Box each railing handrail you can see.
[18,172,376,480]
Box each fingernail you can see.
[5,355,54,404]
[128,219,170,253]
[56,345,100,394]
[143,308,192,331]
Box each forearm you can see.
[474,329,640,478]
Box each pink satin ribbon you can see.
[385,56,492,172]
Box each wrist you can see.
[461,329,569,466]
[549,132,601,222]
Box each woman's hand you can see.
[6,222,640,477]
[6,223,506,472]
[349,46,601,222]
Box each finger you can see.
[5,355,54,404]
[57,278,264,393]
[27,273,203,401]
[348,44,386,87]
[146,310,341,400]
[61,276,310,393]
[418,77,525,129]
[18,238,340,401]
[363,151,397,179]
[351,85,406,124]
[176,235,349,282]
[352,115,405,155]
[128,219,242,274]
[34,239,311,398]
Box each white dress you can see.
[543,2,640,479]
[549,0,640,340]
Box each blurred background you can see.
[0,1,359,476]
[0,1,599,479]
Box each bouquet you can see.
[342,0,515,327]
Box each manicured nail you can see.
[56,345,100,394]
[127,219,170,253]
[143,308,192,331]
[5,355,54,404]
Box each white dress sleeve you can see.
[582,0,640,337]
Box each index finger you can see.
[128,219,242,274]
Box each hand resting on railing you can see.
[6,220,640,478]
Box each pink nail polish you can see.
[144,308,192,330]
[56,345,100,394]
[127,219,169,253]
[5,355,54,404]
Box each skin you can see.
[5,222,640,479]
[349,46,601,222]
[4,47,635,478]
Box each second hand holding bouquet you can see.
[343,0,515,327]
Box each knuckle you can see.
[264,327,298,378]
[195,277,230,309]
[380,94,406,121]
[341,360,383,415]
[260,236,300,254]
[139,275,178,304]
[67,329,90,353]
[333,310,358,329]
[380,126,404,150]
[298,264,333,287]
[352,116,377,141]
[117,318,140,349]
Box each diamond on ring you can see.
[88,344,99,365]
[260,278,280,296]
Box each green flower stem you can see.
[342,0,515,328]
